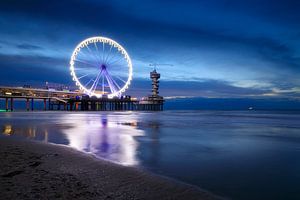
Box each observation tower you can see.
[151,69,160,96]
[137,69,164,110]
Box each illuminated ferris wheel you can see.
[70,37,133,98]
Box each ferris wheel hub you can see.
[101,64,107,70]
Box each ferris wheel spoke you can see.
[93,72,104,93]
[102,75,105,94]
[109,63,127,71]
[104,71,118,94]
[106,70,121,89]
[84,78,95,88]
[105,49,118,65]
[73,67,88,71]
[77,72,93,80]
[106,71,121,92]
[107,54,123,64]
[110,74,127,84]
[94,42,103,64]
[75,59,99,68]
[107,56,125,66]
[104,74,115,94]
[104,44,113,64]
[89,69,103,93]
[111,78,121,91]
[83,71,101,88]
[102,42,106,63]
[109,61,126,67]
[85,44,101,65]
[78,49,96,64]
[109,69,127,78]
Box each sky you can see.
[0,0,300,99]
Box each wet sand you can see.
[0,137,222,200]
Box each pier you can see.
[0,86,75,112]
[0,93,163,111]
[0,87,164,112]
[0,69,164,112]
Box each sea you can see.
[1,110,300,200]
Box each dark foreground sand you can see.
[0,137,223,200]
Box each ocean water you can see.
[1,110,300,200]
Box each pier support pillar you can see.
[48,99,51,110]
[43,99,47,111]
[10,98,13,111]
[26,98,30,111]
[31,98,34,111]
[70,102,73,111]
[80,102,84,111]
[5,98,8,112]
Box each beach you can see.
[1,111,300,199]
[0,137,220,200]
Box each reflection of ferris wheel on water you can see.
[70,37,133,98]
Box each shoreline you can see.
[0,137,222,200]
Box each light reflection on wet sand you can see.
[1,113,144,166]
[60,114,144,166]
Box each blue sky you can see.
[0,0,300,98]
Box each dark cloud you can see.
[1,0,297,74]
[0,54,66,69]
[159,80,272,98]
[127,78,276,98]
[0,54,71,85]
[16,43,43,50]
